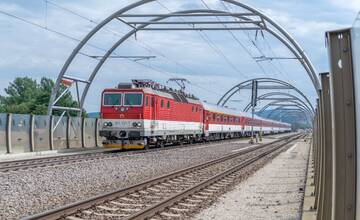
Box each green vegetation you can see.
[0,77,81,116]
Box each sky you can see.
[0,0,359,113]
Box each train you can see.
[99,80,291,149]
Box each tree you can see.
[0,77,84,116]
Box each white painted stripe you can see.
[286,143,298,154]
[231,145,257,152]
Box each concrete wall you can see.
[0,113,101,154]
[351,18,360,220]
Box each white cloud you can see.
[0,0,355,111]
[330,0,360,12]
[261,8,342,38]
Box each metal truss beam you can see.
[243,91,313,115]
[47,0,320,115]
[127,20,262,25]
[258,100,313,118]
[267,106,311,124]
[117,12,257,17]
[140,27,261,31]
[219,78,315,114]
[240,85,292,90]
[260,97,296,101]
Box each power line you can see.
[45,0,198,76]
[156,0,248,79]
[200,32,246,77]
[188,82,224,96]
[220,1,292,82]
[201,0,269,78]
[0,8,182,81]
[2,1,230,97]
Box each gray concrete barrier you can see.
[0,114,6,153]
[0,113,100,155]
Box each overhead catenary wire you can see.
[1,1,253,99]
[222,1,289,81]
[44,0,226,97]
[155,0,249,80]
[0,8,183,82]
[44,0,199,77]
[200,0,270,78]
[220,1,292,82]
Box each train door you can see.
[204,111,210,136]
[149,96,156,135]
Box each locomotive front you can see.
[100,83,146,149]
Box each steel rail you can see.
[126,135,301,220]
[0,135,257,173]
[21,133,299,220]
[0,152,119,173]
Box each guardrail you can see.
[311,26,360,220]
[0,113,102,154]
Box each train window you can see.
[161,99,164,108]
[229,117,233,123]
[145,96,149,107]
[167,101,170,109]
[103,93,121,106]
[150,97,154,107]
[124,93,143,106]
[192,106,194,112]
[213,114,216,121]
[196,107,198,112]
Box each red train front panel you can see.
[201,102,291,137]
[99,87,203,149]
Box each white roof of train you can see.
[201,102,291,126]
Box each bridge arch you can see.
[218,78,315,114]
[243,92,314,116]
[48,0,319,115]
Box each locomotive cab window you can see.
[145,96,149,107]
[103,93,122,106]
[150,97,154,107]
[167,101,170,109]
[124,93,143,106]
[161,99,164,108]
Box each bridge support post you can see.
[319,72,333,220]
[6,113,12,154]
[29,114,35,152]
[49,116,54,151]
[327,28,356,220]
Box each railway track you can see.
[0,151,127,173]
[0,134,293,173]
[22,134,301,220]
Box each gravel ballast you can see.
[193,138,309,220]
[0,137,281,219]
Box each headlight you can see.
[119,130,126,137]
[103,122,112,127]
[132,122,141,127]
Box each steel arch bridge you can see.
[257,100,313,124]
[47,0,319,116]
[243,91,314,115]
[267,108,311,125]
[217,78,315,113]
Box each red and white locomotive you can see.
[99,80,291,149]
